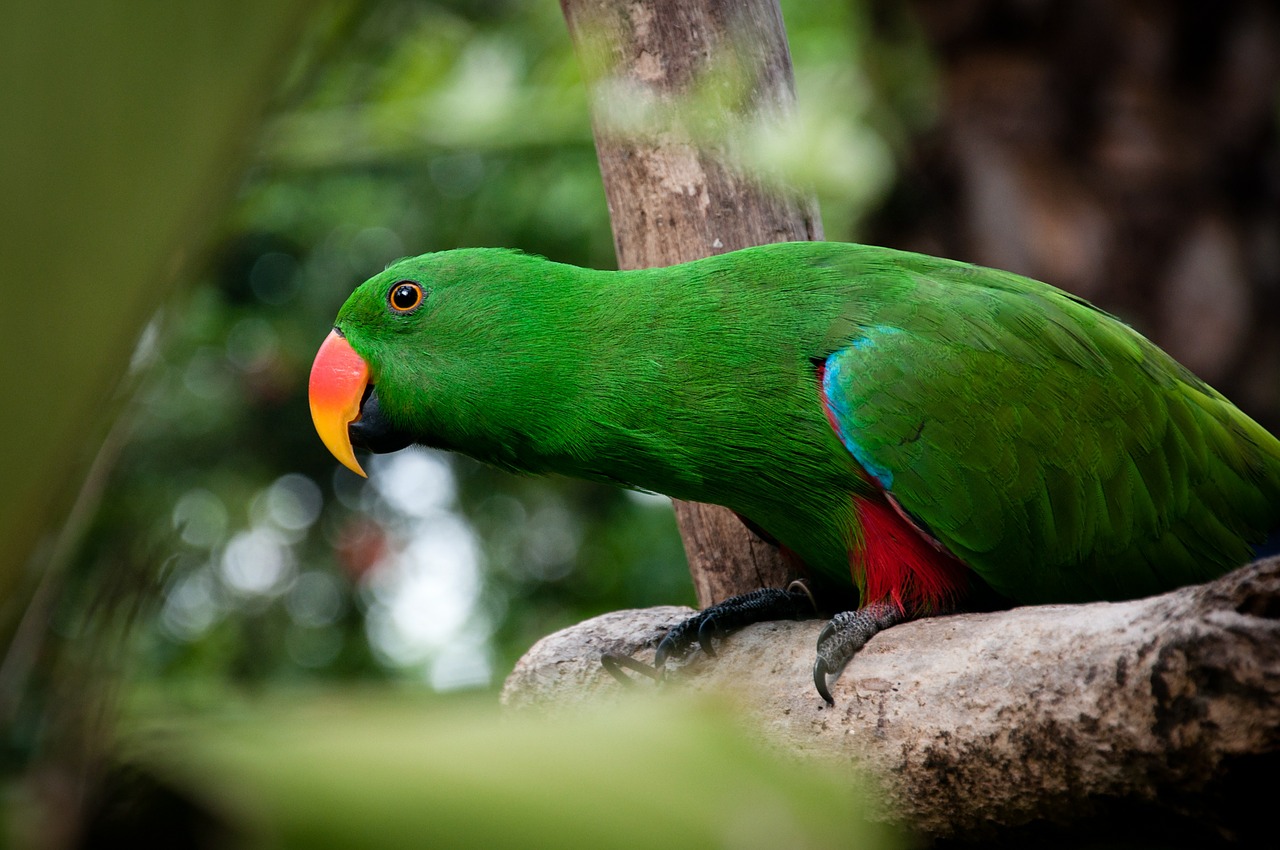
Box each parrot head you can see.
[308,269,427,477]
[308,248,574,477]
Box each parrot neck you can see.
[376,249,876,585]
[433,259,867,582]
[445,264,805,493]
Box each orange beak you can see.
[309,329,369,477]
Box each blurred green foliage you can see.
[0,0,320,651]
[99,691,898,849]
[0,0,332,794]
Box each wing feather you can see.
[821,260,1280,603]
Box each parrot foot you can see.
[600,652,665,687]
[812,602,904,705]
[653,583,818,667]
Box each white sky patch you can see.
[438,40,521,138]
[371,451,456,518]
[163,449,492,685]
[220,526,296,597]
[364,510,488,686]
[263,473,324,531]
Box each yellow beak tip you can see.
[309,330,370,478]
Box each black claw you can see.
[813,658,834,706]
[601,652,663,686]
[817,619,836,645]
[696,617,720,657]
[810,603,908,704]
[653,586,820,669]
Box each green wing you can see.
[821,252,1280,603]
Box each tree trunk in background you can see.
[560,0,823,606]
[869,0,1280,430]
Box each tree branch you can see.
[502,557,1280,844]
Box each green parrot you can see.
[309,242,1280,702]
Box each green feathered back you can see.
[819,251,1280,602]
[334,243,1280,605]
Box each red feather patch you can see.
[816,358,970,612]
[853,494,970,614]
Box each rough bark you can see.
[560,0,822,606]
[503,557,1280,845]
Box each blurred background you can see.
[1,0,1276,845]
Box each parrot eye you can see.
[388,281,424,313]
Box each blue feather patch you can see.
[848,325,901,350]
[822,328,903,490]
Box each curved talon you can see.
[654,588,820,674]
[696,617,720,657]
[813,657,834,705]
[786,579,819,614]
[817,619,836,645]
[601,652,663,686]
[653,636,676,668]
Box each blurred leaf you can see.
[0,0,344,647]
[117,690,899,850]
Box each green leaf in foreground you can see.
[121,690,898,850]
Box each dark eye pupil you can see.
[392,284,419,310]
